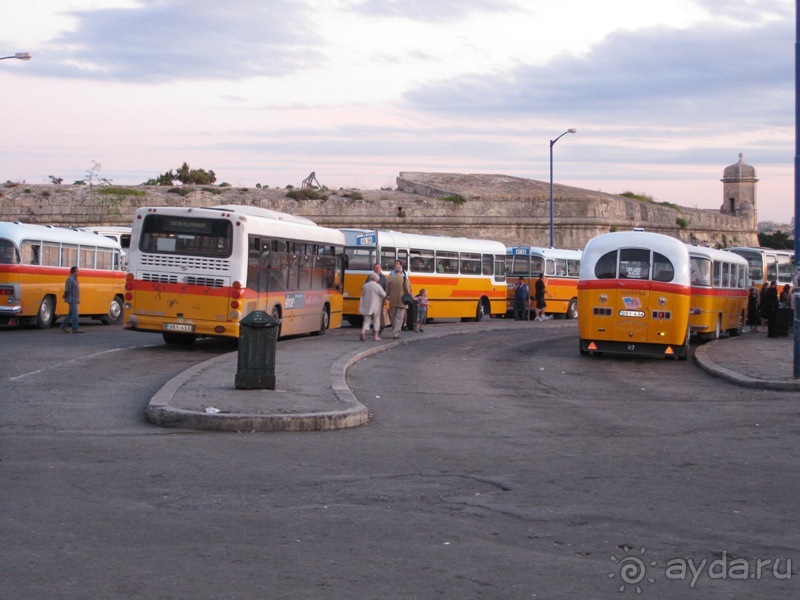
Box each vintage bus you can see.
[341,229,507,324]
[0,221,125,328]
[505,246,582,319]
[79,226,132,268]
[577,231,691,359]
[687,245,749,340]
[124,205,345,344]
[726,247,794,287]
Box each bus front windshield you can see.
[139,215,233,258]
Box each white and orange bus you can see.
[687,245,748,340]
[0,221,125,328]
[341,229,507,324]
[726,246,794,287]
[124,205,345,344]
[577,230,691,359]
[505,246,582,319]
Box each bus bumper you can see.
[579,338,688,360]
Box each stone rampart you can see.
[0,171,758,248]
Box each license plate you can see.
[164,323,195,333]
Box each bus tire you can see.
[311,305,329,336]
[566,298,578,320]
[475,298,488,322]
[728,312,744,337]
[100,295,124,325]
[271,306,282,339]
[36,296,55,329]
[579,339,589,356]
[162,332,196,345]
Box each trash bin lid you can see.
[239,310,281,328]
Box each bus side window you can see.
[0,240,20,264]
[21,240,40,265]
[652,252,674,282]
[595,251,617,279]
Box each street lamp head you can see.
[567,128,577,134]
[14,52,32,61]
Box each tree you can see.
[145,162,217,186]
[758,231,793,249]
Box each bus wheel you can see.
[311,306,329,336]
[728,313,744,337]
[100,295,124,325]
[475,298,487,322]
[271,307,283,339]
[36,296,55,329]
[578,339,589,356]
[566,299,578,319]
[162,332,196,345]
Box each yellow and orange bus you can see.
[577,230,691,359]
[124,205,345,344]
[726,246,794,287]
[341,229,506,324]
[0,222,125,328]
[687,245,748,340]
[505,246,582,319]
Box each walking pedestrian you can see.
[60,266,83,333]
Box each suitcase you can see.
[405,300,417,331]
[771,307,792,337]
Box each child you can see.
[414,289,429,332]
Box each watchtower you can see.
[720,153,758,229]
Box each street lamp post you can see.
[549,128,577,248]
[0,52,32,61]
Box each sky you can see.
[0,0,796,223]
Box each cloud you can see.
[351,0,519,21]
[34,0,324,82]
[403,19,793,127]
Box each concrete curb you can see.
[693,339,800,391]
[146,320,576,432]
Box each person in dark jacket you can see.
[746,286,760,333]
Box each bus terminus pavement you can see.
[341,229,507,325]
[687,245,748,340]
[0,221,125,328]
[577,230,691,360]
[505,246,582,319]
[124,205,346,344]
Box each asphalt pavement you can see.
[146,319,800,432]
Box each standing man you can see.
[60,266,83,333]
[366,262,388,333]
[513,277,530,321]
[534,273,547,321]
[387,260,412,339]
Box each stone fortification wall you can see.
[0,171,758,249]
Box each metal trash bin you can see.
[235,311,280,389]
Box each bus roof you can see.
[580,231,691,284]
[134,206,344,246]
[341,228,506,254]
[687,245,748,266]
[211,204,318,226]
[0,221,123,250]
[506,246,582,259]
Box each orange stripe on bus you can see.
[578,279,690,295]
[0,264,124,279]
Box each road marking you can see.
[8,344,160,381]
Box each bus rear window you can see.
[0,239,19,264]
[139,215,233,258]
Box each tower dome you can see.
[722,153,758,183]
